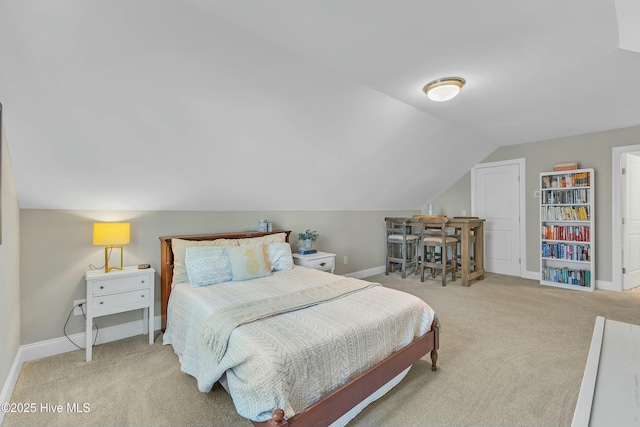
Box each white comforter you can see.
[163,267,435,422]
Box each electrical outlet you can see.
[344,256,348,264]
[73,299,86,316]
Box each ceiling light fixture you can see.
[423,77,466,102]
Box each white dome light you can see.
[423,77,466,102]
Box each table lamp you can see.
[93,222,130,272]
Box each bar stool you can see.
[385,217,419,278]
[418,217,457,286]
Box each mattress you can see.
[163,266,435,422]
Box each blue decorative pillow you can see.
[267,243,293,271]
[185,246,232,287]
[225,244,272,281]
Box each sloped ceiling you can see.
[0,0,639,211]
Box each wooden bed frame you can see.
[159,230,439,427]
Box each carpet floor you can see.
[4,271,640,427]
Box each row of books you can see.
[543,172,590,188]
[541,267,590,287]
[541,206,590,221]
[541,188,589,205]
[541,225,591,242]
[541,243,591,261]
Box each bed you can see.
[160,230,439,427]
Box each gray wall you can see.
[19,209,417,345]
[0,128,20,396]
[430,124,640,283]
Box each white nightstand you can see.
[292,251,336,273]
[85,266,155,362]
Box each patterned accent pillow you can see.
[226,244,272,281]
[267,243,294,272]
[185,246,232,287]
[171,238,239,284]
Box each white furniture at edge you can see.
[572,316,640,427]
[540,168,594,291]
[85,266,155,362]
[292,251,336,273]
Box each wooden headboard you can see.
[158,230,291,331]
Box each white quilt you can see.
[163,267,435,423]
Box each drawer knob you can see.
[141,280,145,283]
[100,286,104,289]
[100,301,104,305]
[141,294,145,298]
[320,262,326,267]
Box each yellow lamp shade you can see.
[93,223,130,246]
[93,223,130,272]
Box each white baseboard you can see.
[18,315,162,363]
[595,279,616,292]
[0,314,162,421]
[0,349,22,424]
[523,270,540,281]
[345,265,386,279]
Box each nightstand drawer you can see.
[92,289,150,311]
[92,275,150,296]
[308,257,334,270]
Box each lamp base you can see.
[105,245,124,272]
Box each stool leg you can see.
[430,247,436,278]
[441,245,446,287]
[451,243,457,283]
[420,244,425,282]
[400,240,407,279]
[385,241,390,275]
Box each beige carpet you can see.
[4,272,640,427]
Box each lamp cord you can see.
[63,302,98,350]
[88,247,113,270]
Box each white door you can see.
[623,152,640,290]
[473,161,522,276]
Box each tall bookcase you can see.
[540,168,595,291]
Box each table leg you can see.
[475,222,485,281]
[461,224,470,286]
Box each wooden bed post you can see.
[160,238,173,332]
[430,319,439,371]
[267,409,288,427]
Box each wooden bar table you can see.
[413,216,485,286]
[448,217,485,286]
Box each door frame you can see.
[612,144,640,292]
[471,158,527,278]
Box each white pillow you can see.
[185,246,232,287]
[236,232,287,246]
[171,238,239,284]
[267,243,294,272]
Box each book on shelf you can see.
[553,162,578,171]
[297,248,317,255]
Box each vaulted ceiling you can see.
[1,0,639,211]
